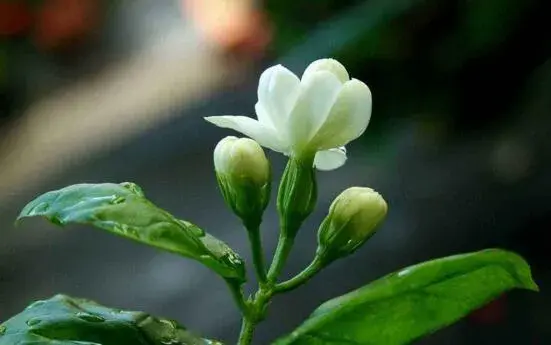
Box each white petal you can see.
[204,116,286,152]
[310,79,372,150]
[254,102,280,138]
[314,147,347,171]
[287,71,342,153]
[302,59,349,84]
[257,64,300,134]
[254,101,271,127]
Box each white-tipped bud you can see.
[302,58,350,83]
[214,136,271,225]
[316,187,387,263]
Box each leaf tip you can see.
[525,278,539,292]
[498,249,540,292]
[14,207,33,226]
[13,217,24,227]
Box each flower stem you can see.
[274,256,324,293]
[245,221,268,285]
[267,233,295,282]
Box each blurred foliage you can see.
[266,0,551,141]
[2,0,550,137]
[264,0,364,53]
[0,0,109,122]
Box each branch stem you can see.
[267,234,295,282]
[245,222,268,285]
[274,256,324,293]
[237,317,255,345]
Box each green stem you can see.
[245,222,268,285]
[236,156,320,343]
[274,256,324,293]
[267,233,295,282]
[237,317,255,345]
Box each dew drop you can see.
[115,224,138,238]
[225,253,242,265]
[205,340,223,345]
[160,319,178,329]
[50,215,65,226]
[76,312,105,323]
[120,182,145,196]
[160,339,181,345]
[110,196,126,205]
[180,221,204,237]
[25,300,46,310]
[397,268,411,277]
[26,318,41,326]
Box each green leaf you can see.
[17,182,246,283]
[0,294,221,345]
[275,249,538,345]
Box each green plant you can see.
[2,59,538,345]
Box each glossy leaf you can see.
[0,294,221,345]
[276,249,538,345]
[17,183,246,282]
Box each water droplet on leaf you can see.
[26,318,41,326]
[205,340,223,345]
[76,312,105,323]
[120,182,145,196]
[114,224,138,238]
[397,268,411,277]
[50,215,64,226]
[160,319,179,329]
[25,300,46,310]
[225,253,242,265]
[160,337,181,345]
[179,220,204,237]
[110,196,126,205]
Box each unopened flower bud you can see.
[316,187,387,264]
[277,157,317,239]
[214,136,271,225]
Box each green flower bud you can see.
[316,187,387,264]
[214,136,271,225]
[277,157,317,239]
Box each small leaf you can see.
[17,183,246,283]
[276,249,538,345]
[0,294,221,345]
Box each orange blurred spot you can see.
[181,0,271,58]
[0,2,33,37]
[34,0,100,51]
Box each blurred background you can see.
[1,0,550,343]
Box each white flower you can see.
[205,58,372,170]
